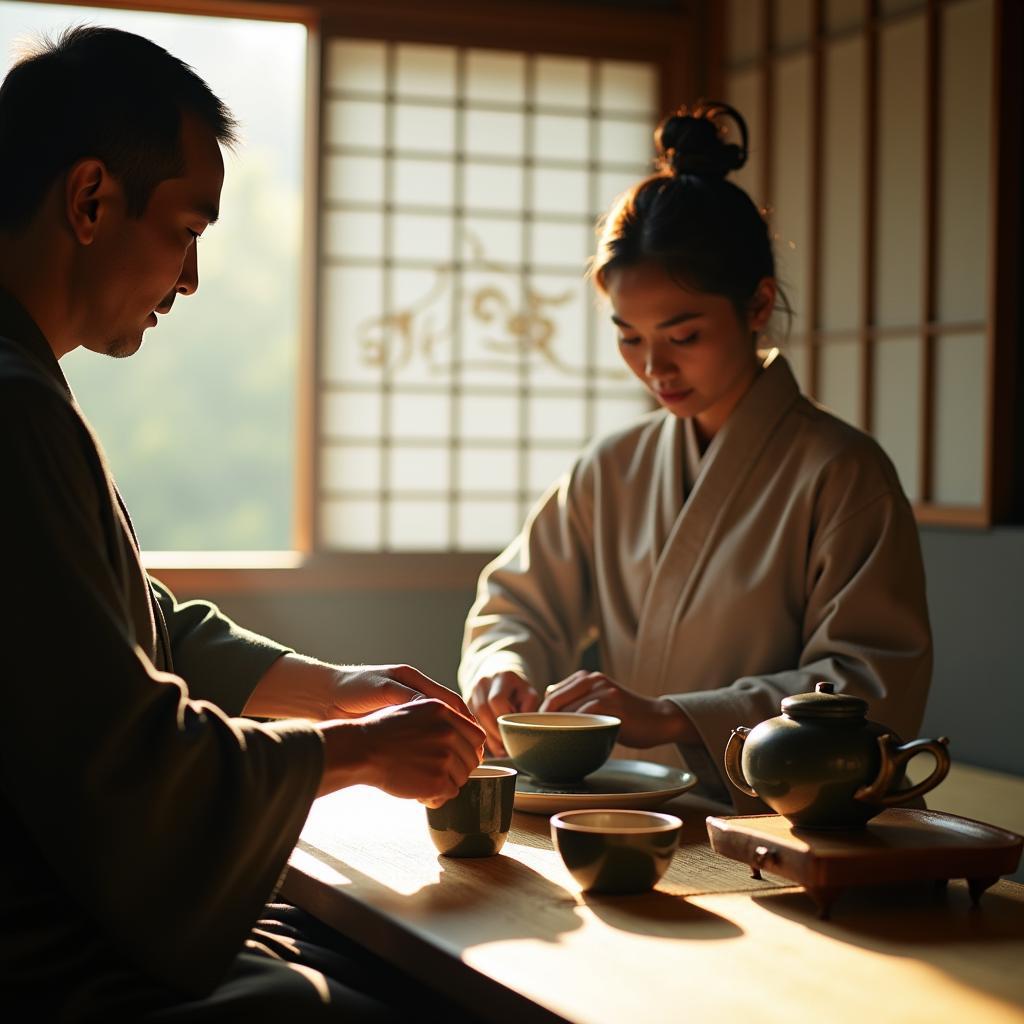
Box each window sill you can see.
[144,550,494,594]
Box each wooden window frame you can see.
[711,0,1023,528]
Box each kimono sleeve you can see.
[149,578,292,716]
[0,382,324,996]
[668,461,933,811]
[459,466,597,697]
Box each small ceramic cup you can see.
[550,809,683,894]
[497,712,620,782]
[426,765,518,858]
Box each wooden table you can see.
[282,786,1024,1024]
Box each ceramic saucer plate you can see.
[486,757,697,815]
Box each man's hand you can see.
[467,671,541,756]
[328,663,475,721]
[244,654,474,724]
[317,698,486,807]
[540,670,696,748]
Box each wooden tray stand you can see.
[706,808,1024,918]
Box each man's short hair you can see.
[0,25,238,231]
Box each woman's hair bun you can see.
[655,101,748,180]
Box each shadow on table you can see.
[427,854,586,945]
[752,881,1024,1007]
[294,839,584,946]
[580,889,743,939]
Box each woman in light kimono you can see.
[458,102,931,808]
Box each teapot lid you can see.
[781,682,868,720]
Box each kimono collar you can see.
[0,287,73,399]
[703,347,800,460]
[630,349,802,695]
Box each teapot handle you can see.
[855,734,951,807]
[723,727,759,799]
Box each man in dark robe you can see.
[0,26,484,1021]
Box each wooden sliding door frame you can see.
[714,0,1022,527]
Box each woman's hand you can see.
[539,670,696,747]
[467,671,541,756]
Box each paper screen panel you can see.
[533,113,589,162]
[782,339,810,395]
[389,391,451,441]
[530,166,591,216]
[323,210,384,259]
[391,213,455,262]
[817,338,862,428]
[382,268,456,385]
[464,162,524,213]
[774,0,812,50]
[535,55,589,110]
[598,61,657,115]
[935,0,993,324]
[394,43,457,100]
[464,216,524,267]
[459,447,520,494]
[821,35,865,333]
[393,104,456,154]
[826,0,865,35]
[323,390,384,441]
[592,392,652,437]
[880,0,925,14]
[875,14,926,328]
[724,68,763,208]
[457,392,520,441]
[464,108,525,159]
[389,446,450,494]
[325,99,386,148]
[527,446,578,494]
[528,394,587,444]
[322,267,385,384]
[770,53,812,334]
[872,337,922,502]
[728,0,764,65]
[457,499,523,550]
[322,498,381,549]
[322,444,382,493]
[319,42,658,550]
[525,276,589,389]
[325,154,385,204]
[326,39,386,93]
[530,220,592,271]
[389,500,449,550]
[393,158,455,210]
[466,49,526,104]
[932,333,985,506]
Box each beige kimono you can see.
[459,352,932,810]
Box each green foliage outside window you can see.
[1,4,305,550]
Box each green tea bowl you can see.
[497,712,620,783]
[550,809,683,894]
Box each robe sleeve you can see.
[149,578,291,716]
[458,468,597,696]
[666,457,933,811]
[0,382,324,996]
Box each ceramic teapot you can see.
[723,682,950,829]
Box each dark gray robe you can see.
[0,290,324,1014]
